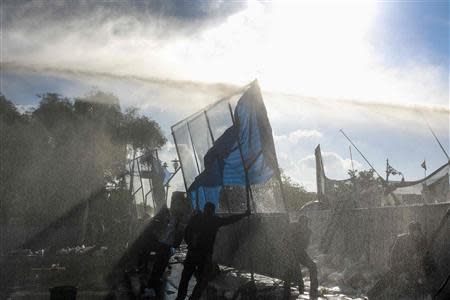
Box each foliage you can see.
[281,170,316,211]
[0,95,23,124]
[121,107,167,150]
[0,92,166,232]
[329,169,384,208]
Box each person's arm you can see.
[217,209,250,227]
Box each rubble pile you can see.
[311,247,380,298]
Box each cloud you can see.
[321,152,363,178]
[2,0,245,33]
[264,92,449,139]
[1,0,246,83]
[275,129,322,144]
[2,0,448,107]
[2,0,448,193]
[281,151,362,191]
[4,67,447,191]
[14,104,36,114]
[4,65,448,141]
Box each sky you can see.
[1,0,449,193]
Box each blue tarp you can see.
[188,82,278,210]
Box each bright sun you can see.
[177,0,378,98]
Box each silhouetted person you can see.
[368,221,438,299]
[175,202,250,300]
[148,192,191,296]
[284,215,318,299]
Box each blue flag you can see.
[188,81,278,210]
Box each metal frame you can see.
[171,87,250,212]
[170,80,287,213]
[170,82,252,129]
[186,121,202,177]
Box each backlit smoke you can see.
[2,0,448,106]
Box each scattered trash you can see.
[56,245,95,255]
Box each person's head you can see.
[204,202,216,217]
[170,191,188,216]
[171,191,185,201]
[408,221,423,241]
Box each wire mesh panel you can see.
[251,177,285,213]
[228,92,243,112]
[172,81,286,213]
[206,99,234,141]
[172,122,199,188]
[188,113,214,172]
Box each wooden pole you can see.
[420,113,450,161]
[136,160,146,214]
[386,159,390,183]
[130,148,136,198]
[349,146,355,173]
[424,159,427,179]
[228,100,256,284]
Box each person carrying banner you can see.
[283,215,319,299]
[175,202,250,300]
